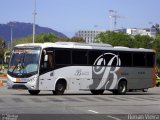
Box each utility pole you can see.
[10,24,13,49]
[33,0,37,43]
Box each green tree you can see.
[96,31,133,47]
[13,35,33,46]
[13,33,59,46]
[36,33,59,43]
[96,31,155,49]
[133,35,154,48]
[152,33,160,52]
[0,37,7,64]
[69,37,84,42]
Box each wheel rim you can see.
[57,84,64,91]
[118,81,127,94]
[120,84,126,93]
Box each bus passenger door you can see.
[39,50,54,90]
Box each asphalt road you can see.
[0,85,160,120]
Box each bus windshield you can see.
[8,47,41,76]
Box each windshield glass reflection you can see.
[9,47,40,75]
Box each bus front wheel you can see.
[90,90,104,95]
[53,80,66,95]
[28,90,40,95]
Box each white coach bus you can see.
[7,42,156,95]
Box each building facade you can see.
[75,30,105,43]
[126,28,157,38]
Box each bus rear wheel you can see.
[90,90,104,95]
[53,80,66,95]
[112,80,127,95]
[28,90,40,95]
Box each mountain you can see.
[0,22,68,42]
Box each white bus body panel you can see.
[39,71,54,90]
[38,66,93,91]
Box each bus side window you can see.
[146,53,155,67]
[119,52,132,67]
[88,51,103,65]
[72,50,88,65]
[55,50,71,65]
[133,52,146,67]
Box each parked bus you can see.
[7,42,156,95]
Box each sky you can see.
[0,0,159,37]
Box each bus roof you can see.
[15,42,155,53]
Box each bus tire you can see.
[112,80,127,95]
[28,90,40,95]
[90,90,104,95]
[53,80,66,95]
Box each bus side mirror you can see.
[44,55,48,62]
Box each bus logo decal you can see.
[90,53,121,90]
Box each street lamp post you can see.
[33,0,37,43]
[10,24,13,49]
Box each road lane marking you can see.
[107,115,121,120]
[88,110,99,114]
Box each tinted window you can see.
[133,52,146,67]
[88,51,103,65]
[103,52,119,66]
[55,50,71,64]
[119,52,132,66]
[146,53,155,67]
[72,50,87,65]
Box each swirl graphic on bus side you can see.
[90,53,121,90]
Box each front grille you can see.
[12,84,28,89]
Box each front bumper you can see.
[7,74,38,90]
[7,80,28,89]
